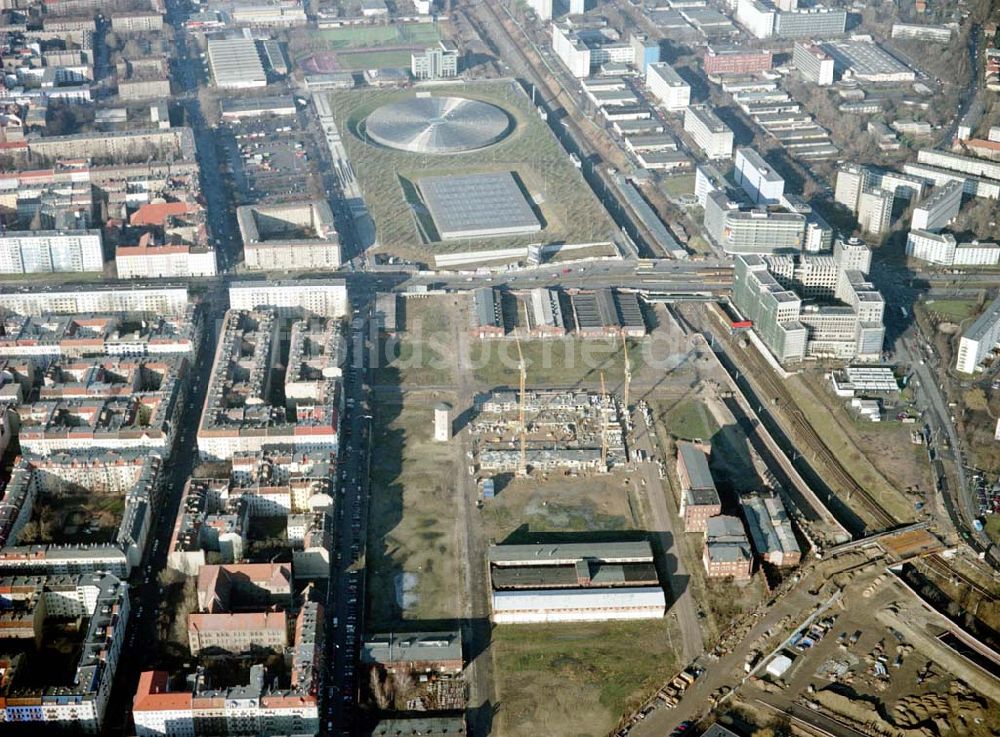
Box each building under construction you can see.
[471,389,627,474]
[468,287,646,339]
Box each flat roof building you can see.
[911,180,963,233]
[824,40,915,83]
[206,38,266,89]
[0,229,103,274]
[956,295,1000,374]
[411,42,459,80]
[492,587,667,623]
[684,106,734,159]
[646,62,691,111]
[733,242,885,365]
[793,42,834,86]
[734,148,785,204]
[419,172,541,241]
[361,631,463,674]
[229,280,348,319]
[236,201,341,272]
[703,45,773,75]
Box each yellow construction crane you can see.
[516,338,527,477]
[599,370,608,471]
[621,333,632,411]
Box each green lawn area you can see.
[662,173,695,197]
[336,49,414,70]
[985,515,1000,547]
[367,394,460,630]
[317,22,440,49]
[924,299,979,321]
[467,337,643,389]
[327,81,617,257]
[657,398,719,442]
[373,295,460,387]
[493,620,680,737]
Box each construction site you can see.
[471,388,628,476]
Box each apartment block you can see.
[0,229,103,274]
[910,180,963,232]
[891,22,952,43]
[856,188,894,236]
[736,0,775,38]
[116,243,217,279]
[684,106,734,159]
[133,601,322,736]
[0,285,189,317]
[646,62,690,111]
[228,280,348,319]
[734,147,784,204]
[0,453,160,577]
[905,229,1000,267]
[956,295,1000,374]
[774,7,846,38]
[196,310,341,461]
[793,42,834,85]
[0,573,129,733]
[237,201,341,272]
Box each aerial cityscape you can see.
[0,0,997,735]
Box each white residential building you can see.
[793,42,834,85]
[551,23,591,78]
[734,147,784,204]
[0,229,103,274]
[736,0,775,38]
[646,62,691,111]
[228,280,348,318]
[0,286,189,316]
[857,189,894,236]
[907,229,1000,267]
[911,181,963,232]
[116,245,217,279]
[529,0,553,20]
[684,106,734,159]
[906,229,957,265]
[956,295,1000,374]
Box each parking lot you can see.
[219,119,317,204]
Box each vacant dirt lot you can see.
[367,392,462,629]
[492,619,681,737]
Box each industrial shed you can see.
[491,587,667,624]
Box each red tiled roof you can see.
[129,201,193,227]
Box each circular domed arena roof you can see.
[362,96,512,155]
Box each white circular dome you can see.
[363,96,512,154]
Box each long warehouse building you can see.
[488,542,666,623]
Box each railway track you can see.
[707,305,897,531]
[923,554,998,601]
